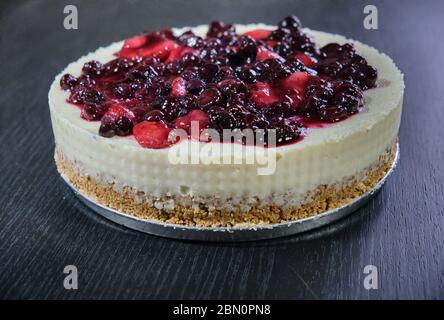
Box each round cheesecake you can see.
[49,21,404,227]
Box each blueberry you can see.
[144,110,165,122]
[177,94,197,110]
[265,59,291,81]
[130,65,158,80]
[278,15,302,30]
[99,116,116,137]
[217,79,247,96]
[180,53,200,68]
[166,60,183,75]
[186,78,205,94]
[178,31,202,48]
[239,67,258,83]
[82,60,104,76]
[207,21,236,39]
[237,35,258,63]
[216,66,235,80]
[60,74,78,91]
[199,63,220,81]
[83,89,104,104]
[208,110,237,130]
[113,83,133,99]
[269,118,301,145]
[160,97,181,121]
[285,57,306,73]
[115,116,134,136]
[81,103,106,121]
[77,75,96,87]
[180,69,198,81]
[196,88,222,108]
[151,78,172,95]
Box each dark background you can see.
[0,0,443,299]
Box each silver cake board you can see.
[62,144,399,242]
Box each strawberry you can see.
[294,53,316,67]
[133,121,172,148]
[135,39,178,60]
[256,47,284,61]
[250,82,280,106]
[104,104,136,122]
[174,110,209,140]
[171,77,187,97]
[281,72,310,93]
[266,40,278,48]
[243,29,271,40]
[123,35,148,49]
[280,72,310,107]
[166,47,199,62]
[119,39,178,61]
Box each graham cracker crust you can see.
[55,143,397,227]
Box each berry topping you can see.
[315,43,377,89]
[61,16,377,148]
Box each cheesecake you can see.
[49,16,404,227]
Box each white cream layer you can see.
[49,24,404,205]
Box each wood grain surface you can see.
[0,0,443,299]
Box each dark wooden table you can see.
[1,0,443,299]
